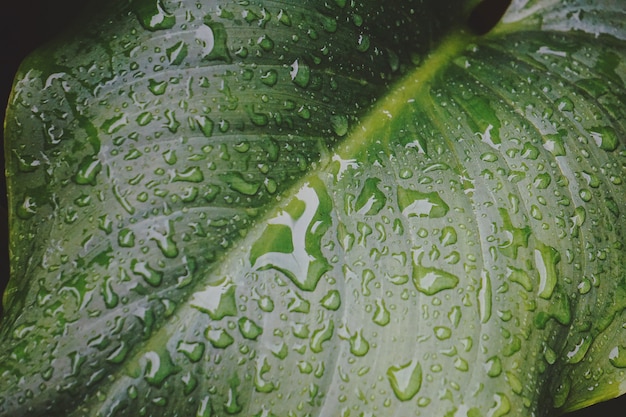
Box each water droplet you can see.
[487,393,511,417]
[166,40,188,65]
[590,126,618,151]
[205,327,234,348]
[397,187,449,218]
[260,69,278,86]
[287,289,310,313]
[131,260,163,286]
[163,109,180,134]
[355,178,386,215]
[257,294,274,312]
[533,173,551,189]
[101,277,119,309]
[224,375,243,414]
[250,179,331,291]
[330,114,349,136]
[373,298,390,326]
[220,172,260,195]
[565,335,592,364]
[195,115,214,137]
[239,317,263,340]
[148,78,168,95]
[556,97,574,112]
[348,329,370,356]
[609,346,626,368]
[150,225,179,258]
[257,35,274,52]
[143,349,179,387]
[133,0,176,31]
[177,341,205,362]
[254,357,275,393]
[412,253,459,295]
[162,149,177,165]
[190,277,238,320]
[439,226,457,247]
[356,34,370,52]
[478,270,492,323]
[101,342,127,366]
[310,320,334,353]
[74,156,102,185]
[196,19,232,63]
[321,290,341,310]
[485,356,502,377]
[171,166,204,183]
[196,396,212,417]
[290,58,311,88]
[434,326,452,340]
[454,357,469,371]
[387,360,422,401]
[535,242,560,299]
[16,195,37,219]
[118,228,136,248]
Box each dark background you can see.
[1,1,91,310]
[0,0,624,415]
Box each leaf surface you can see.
[1,0,626,416]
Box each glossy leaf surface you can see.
[1,0,625,416]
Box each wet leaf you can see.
[1,0,625,416]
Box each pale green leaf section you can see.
[1,0,626,416]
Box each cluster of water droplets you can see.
[2,0,626,416]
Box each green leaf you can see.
[1,0,625,416]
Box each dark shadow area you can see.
[468,0,513,35]
[0,0,87,312]
[0,0,625,415]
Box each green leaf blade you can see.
[2,0,626,416]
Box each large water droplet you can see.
[205,327,235,348]
[348,329,370,357]
[373,298,390,326]
[290,58,311,88]
[310,320,334,353]
[535,242,560,299]
[397,187,449,218]
[387,360,422,401]
[355,178,386,215]
[239,317,263,340]
[190,277,238,320]
[131,260,163,286]
[250,179,331,291]
[197,19,232,63]
[74,156,102,185]
[220,172,261,195]
[143,349,179,387]
[412,253,459,295]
